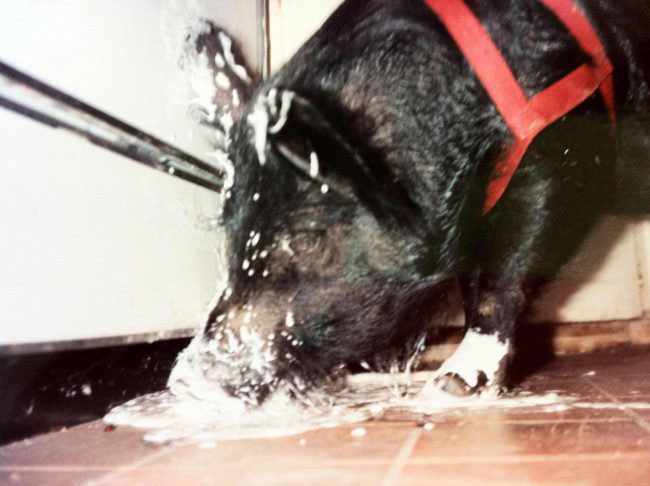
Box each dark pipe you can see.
[0,60,225,193]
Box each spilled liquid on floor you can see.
[104,370,573,446]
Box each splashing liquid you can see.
[104,367,579,446]
[105,325,576,446]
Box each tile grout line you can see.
[381,427,423,486]
[3,451,650,471]
[404,450,650,465]
[82,446,177,486]
[584,377,650,433]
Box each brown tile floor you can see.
[1,345,649,486]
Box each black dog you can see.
[174,0,650,404]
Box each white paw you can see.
[429,330,510,394]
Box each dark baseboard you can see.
[0,338,190,445]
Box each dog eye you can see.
[292,232,322,253]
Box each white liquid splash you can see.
[104,371,380,445]
[104,369,607,446]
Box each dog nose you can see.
[200,322,281,406]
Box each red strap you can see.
[423,0,615,214]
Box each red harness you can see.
[423,0,616,214]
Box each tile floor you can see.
[1,345,649,486]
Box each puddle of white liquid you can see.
[104,385,376,445]
[104,370,617,446]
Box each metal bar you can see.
[0,60,224,193]
[258,0,270,79]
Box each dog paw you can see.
[429,330,510,396]
[433,371,487,396]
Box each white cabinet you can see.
[0,0,263,348]
[0,108,223,345]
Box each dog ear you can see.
[265,92,420,227]
[182,21,256,143]
[265,93,363,200]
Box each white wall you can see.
[268,0,342,73]
[531,218,644,322]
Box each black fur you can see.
[195,0,650,404]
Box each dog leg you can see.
[432,275,525,395]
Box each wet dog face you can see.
[195,93,453,404]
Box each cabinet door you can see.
[0,0,263,348]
